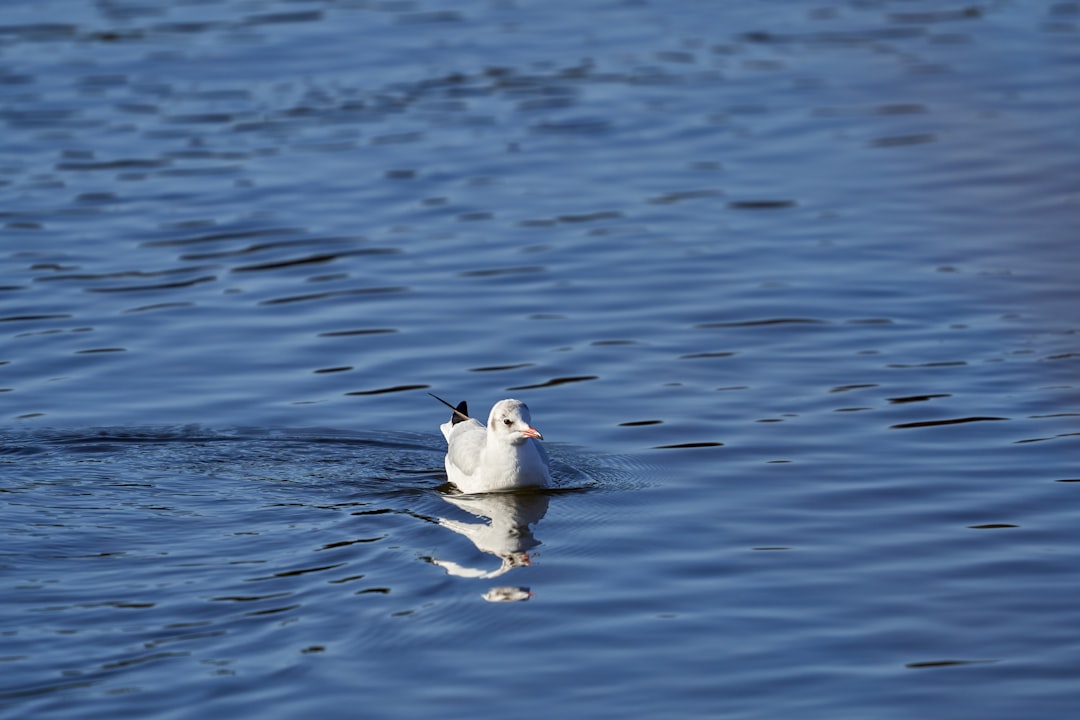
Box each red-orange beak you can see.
[521,426,544,441]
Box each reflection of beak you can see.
[521,426,544,441]
[483,586,533,603]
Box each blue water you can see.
[3,1,1079,718]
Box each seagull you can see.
[431,393,552,494]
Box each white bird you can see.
[431,394,552,494]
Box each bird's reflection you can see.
[429,490,550,600]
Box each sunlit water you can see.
[2,1,1079,718]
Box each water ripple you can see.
[258,286,407,305]
[890,416,1009,429]
[2,1,1079,716]
[507,375,598,390]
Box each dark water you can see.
[2,0,1079,717]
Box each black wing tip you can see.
[429,392,471,424]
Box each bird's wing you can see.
[444,418,487,477]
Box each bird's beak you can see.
[521,426,544,441]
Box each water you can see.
[2,0,1079,717]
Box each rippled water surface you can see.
[2,1,1079,718]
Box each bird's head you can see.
[488,398,544,445]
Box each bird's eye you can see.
[503,418,513,427]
